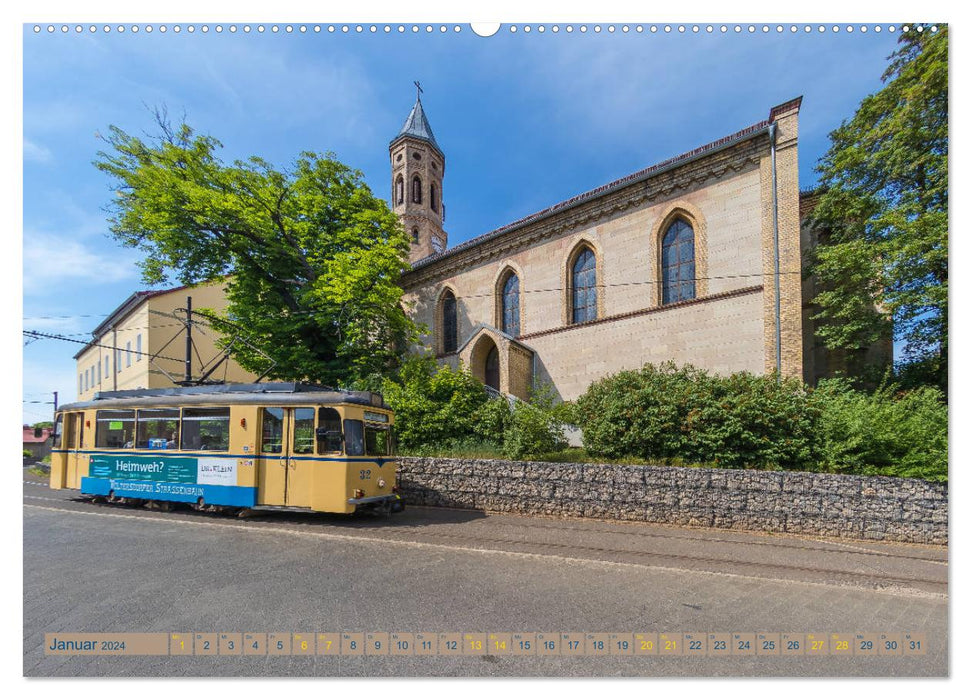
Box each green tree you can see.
[95,112,417,387]
[808,25,948,391]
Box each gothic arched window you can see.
[441,290,457,354]
[411,227,420,244]
[412,175,422,204]
[501,273,520,337]
[571,247,597,324]
[395,175,404,205]
[661,218,696,304]
[430,183,438,212]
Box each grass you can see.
[27,466,49,478]
[399,445,713,469]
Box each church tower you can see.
[390,86,447,264]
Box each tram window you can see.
[181,407,231,451]
[95,410,135,449]
[293,408,315,454]
[260,408,284,454]
[365,427,391,456]
[52,414,63,449]
[317,408,343,453]
[344,419,365,456]
[136,408,181,449]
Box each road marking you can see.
[24,503,947,601]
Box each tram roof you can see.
[57,382,388,411]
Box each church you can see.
[391,94,849,402]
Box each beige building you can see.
[73,282,258,401]
[394,95,869,401]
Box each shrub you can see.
[381,354,490,450]
[811,379,948,481]
[502,385,568,459]
[383,355,569,458]
[576,361,948,480]
[576,362,818,470]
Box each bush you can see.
[382,355,569,458]
[577,362,819,470]
[811,379,948,481]
[381,355,491,450]
[575,362,948,480]
[502,385,568,459]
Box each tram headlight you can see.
[378,479,386,488]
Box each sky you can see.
[21,21,908,421]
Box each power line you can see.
[21,330,186,363]
[21,270,803,321]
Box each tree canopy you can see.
[95,114,417,387]
[808,25,948,391]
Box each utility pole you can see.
[184,296,192,383]
[53,391,58,413]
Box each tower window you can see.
[501,272,520,337]
[412,227,420,244]
[571,247,598,324]
[430,183,438,212]
[395,175,404,206]
[661,218,696,304]
[412,176,422,204]
[441,290,457,354]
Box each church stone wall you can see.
[403,163,769,401]
[527,288,765,401]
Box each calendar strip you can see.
[44,632,927,656]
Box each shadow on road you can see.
[68,495,489,530]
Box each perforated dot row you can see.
[31,24,466,34]
[506,24,932,34]
[31,24,938,35]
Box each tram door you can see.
[64,412,84,489]
[259,407,316,508]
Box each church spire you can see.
[390,85,447,263]
[392,83,441,153]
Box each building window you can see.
[395,174,404,205]
[441,290,457,354]
[412,227,420,244]
[83,370,88,392]
[78,374,82,394]
[430,183,438,212]
[136,334,142,361]
[126,341,132,367]
[97,361,101,385]
[105,355,110,378]
[571,247,598,324]
[412,175,422,204]
[501,273,520,337]
[661,218,696,304]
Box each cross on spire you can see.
[414,80,423,100]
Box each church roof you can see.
[406,116,779,273]
[391,97,441,152]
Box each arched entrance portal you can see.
[470,334,501,393]
[485,345,500,391]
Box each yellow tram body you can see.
[49,383,401,515]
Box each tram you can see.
[49,383,403,515]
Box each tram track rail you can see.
[23,478,947,598]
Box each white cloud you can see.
[22,229,141,296]
[23,138,52,163]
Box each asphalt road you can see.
[22,470,948,677]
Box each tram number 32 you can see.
[359,469,372,480]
